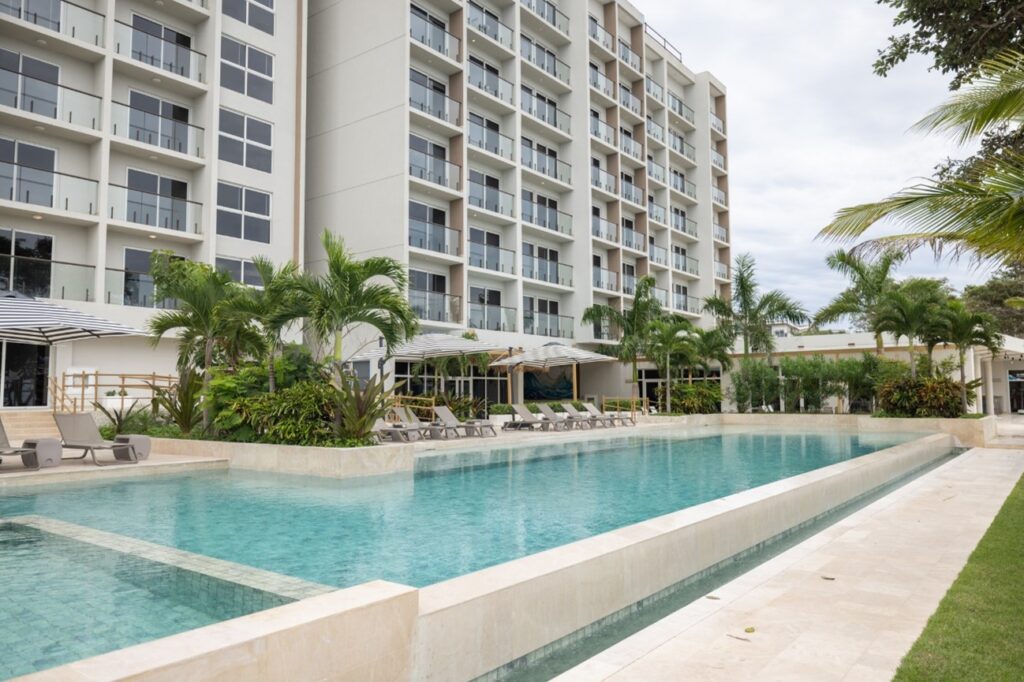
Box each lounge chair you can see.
[536,404,584,430]
[373,419,422,443]
[585,402,633,426]
[397,407,447,439]
[54,413,138,467]
[0,420,61,470]
[506,404,550,430]
[562,403,601,428]
[433,406,496,437]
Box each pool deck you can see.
[555,447,1024,682]
[0,451,227,487]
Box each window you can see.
[223,0,274,34]
[127,90,192,153]
[216,256,263,286]
[219,109,272,171]
[124,168,189,231]
[0,228,52,298]
[221,36,273,103]
[130,15,194,78]
[122,248,177,308]
[0,137,55,208]
[0,48,59,119]
[217,182,270,243]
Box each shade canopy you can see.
[0,293,145,344]
[490,343,615,369]
[349,333,508,362]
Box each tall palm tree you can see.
[299,231,418,374]
[687,327,735,378]
[815,249,906,353]
[819,50,1024,263]
[704,253,808,361]
[940,300,1002,412]
[644,316,696,412]
[874,282,946,380]
[582,276,663,406]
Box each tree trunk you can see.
[665,352,672,413]
[875,332,884,355]
[631,357,639,418]
[202,337,214,432]
[267,343,277,393]
[958,349,968,414]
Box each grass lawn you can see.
[894,472,1024,681]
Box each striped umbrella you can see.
[348,333,508,361]
[489,343,615,369]
[0,292,145,344]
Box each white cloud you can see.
[639,0,993,316]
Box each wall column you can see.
[984,358,996,415]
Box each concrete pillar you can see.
[972,350,984,412]
[984,358,996,415]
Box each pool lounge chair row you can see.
[503,403,636,431]
[374,406,498,443]
[0,413,143,472]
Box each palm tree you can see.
[940,300,1001,412]
[687,327,735,378]
[644,316,696,412]
[582,276,663,407]
[299,231,418,374]
[704,253,808,361]
[873,282,946,380]
[819,50,1024,263]
[815,249,906,353]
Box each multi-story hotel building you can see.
[306,0,730,358]
[0,0,307,406]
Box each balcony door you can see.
[128,90,191,153]
[131,14,193,77]
[0,136,55,207]
[1,339,49,407]
[4,0,61,31]
[0,228,52,298]
[469,285,502,330]
[409,134,448,185]
[125,168,188,231]
[410,68,449,118]
[408,200,448,252]
[0,48,59,119]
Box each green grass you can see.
[894,473,1024,681]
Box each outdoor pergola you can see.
[490,343,615,401]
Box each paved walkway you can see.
[556,448,1024,682]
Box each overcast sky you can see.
[640,0,992,319]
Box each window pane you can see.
[124,248,151,273]
[219,109,245,136]
[243,215,270,243]
[219,135,245,164]
[247,49,272,76]
[216,209,242,237]
[247,74,273,103]
[244,189,269,215]
[216,257,242,282]
[242,261,263,286]
[221,35,245,65]
[246,143,271,171]
[217,182,242,209]
[249,5,274,34]
[221,63,245,94]
[223,0,247,23]
[252,0,273,8]
[246,118,272,144]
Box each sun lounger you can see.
[585,403,633,426]
[433,406,496,437]
[561,403,600,428]
[506,404,550,430]
[0,420,61,470]
[54,413,139,466]
[373,419,422,443]
[398,407,447,439]
[536,404,584,430]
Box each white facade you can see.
[0,0,307,406]
[305,0,731,358]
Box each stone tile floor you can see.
[555,447,1024,681]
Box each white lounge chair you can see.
[536,404,583,430]
[561,403,600,428]
[507,404,550,430]
[54,413,138,466]
[433,406,496,437]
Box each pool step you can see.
[0,411,61,444]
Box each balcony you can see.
[524,310,573,338]
[521,146,570,184]
[589,116,615,146]
[468,241,516,274]
[669,134,696,162]
[710,111,725,135]
[673,253,699,276]
[410,289,461,324]
[645,77,664,102]
[591,215,617,242]
[619,135,643,161]
[522,201,572,235]
[105,268,175,308]
[409,149,461,191]
[468,3,514,50]
[619,88,641,116]
[588,16,613,52]
[715,261,731,280]
[521,90,570,134]
[652,286,669,307]
[469,303,516,332]
[408,220,460,256]
[714,223,729,242]
[622,273,636,295]
[0,66,101,130]
[621,225,644,251]
[1,162,97,215]
[410,79,461,124]
[618,40,641,72]
[593,265,618,291]
[2,255,95,302]
[647,160,665,184]
[589,69,615,98]
[671,175,697,200]
[107,184,201,233]
[468,62,514,105]
[668,94,695,124]
[4,0,105,47]
[620,179,643,205]
[672,213,698,238]
[593,321,616,341]
[521,40,570,85]
[646,118,665,143]
[468,120,514,160]
[648,242,668,266]
[469,181,515,217]
[522,254,572,286]
[410,10,459,60]
[110,101,204,158]
[114,20,206,83]
[593,164,614,192]
[711,148,727,171]
[712,187,727,206]
[673,292,701,315]
[521,0,569,36]
[648,201,667,225]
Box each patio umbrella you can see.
[348,333,508,362]
[0,292,144,344]
[490,343,616,400]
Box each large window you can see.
[0,48,59,119]
[127,90,191,153]
[216,256,262,286]
[0,136,55,207]
[0,228,52,298]
[124,168,189,231]
[219,109,272,172]
[216,182,270,243]
[2,340,49,407]
[220,36,273,103]
[223,0,274,35]
[121,248,176,308]
[130,15,194,78]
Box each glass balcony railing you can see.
[712,186,727,205]
[524,310,573,338]
[468,120,514,160]
[646,118,665,143]
[620,135,642,159]
[648,242,668,266]
[408,220,461,256]
[468,4,514,50]
[1,255,95,302]
[652,286,668,307]
[107,183,201,233]
[668,93,695,124]
[1,162,98,214]
[673,292,701,314]
[114,20,206,83]
[521,145,570,183]
[410,79,461,124]
[711,111,725,134]
[521,40,570,85]
[621,179,643,205]
[672,213,698,238]
[588,17,613,51]
[468,62,514,105]
[714,223,729,242]
[711,148,727,170]
[619,87,641,115]
[618,40,641,72]
[648,201,667,225]
[671,176,697,200]
[647,160,665,184]
[593,265,618,291]
[105,268,176,308]
[410,289,461,323]
[469,241,516,274]
[4,0,105,47]
[0,66,101,129]
[589,116,615,145]
[521,89,570,133]
[410,11,460,59]
[670,134,696,161]
[591,166,616,193]
[522,254,572,286]
[715,261,731,280]
[621,225,644,251]
[409,149,461,190]
[589,69,614,98]
[110,101,204,157]
[521,0,569,36]
[522,201,572,235]
[645,77,664,101]
[470,302,516,332]
[622,273,636,295]
[469,181,515,216]
[673,253,699,276]
[591,215,616,242]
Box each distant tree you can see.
[939,299,1002,412]
[963,262,1024,336]
[874,279,948,380]
[815,248,906,353]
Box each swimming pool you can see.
[0,428,923,677]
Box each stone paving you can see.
[555,447,1024,682]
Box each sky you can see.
[640,0,993,319]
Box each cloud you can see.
[639,0,993,315]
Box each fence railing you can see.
[50,371,177,413]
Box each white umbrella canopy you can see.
[348,333,508,362]
[489,343,615,369]
[0,292,145,344]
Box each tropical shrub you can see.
[779,355,846,412]
[666,382,722,414]
[92,400,145,436]
[335,374,394,441]
[727,359,780,412]
[237,381,339,446]
[151,369,204,435]
[877,376,964,418]
[488,403,513,415]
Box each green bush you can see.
[236,381,341,446]
[728,359,780,413]
[152,369,204,436]
[603,398,643,411]
[877,376,964,418]
[488,403,513,415]
[335,374,393,441]
[669,382,722,414]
